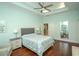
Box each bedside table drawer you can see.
[10,38,22,50]
[14,39,21,44]
[13,44,21,49]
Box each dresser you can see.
[10,37,22,50]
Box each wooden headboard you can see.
[21,28,34,36]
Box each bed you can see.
[21,28,54,56]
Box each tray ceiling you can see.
[12,2,79,16]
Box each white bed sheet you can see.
[22,33,54,56]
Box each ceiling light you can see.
[42,9,49,13]
[58,2,65,8]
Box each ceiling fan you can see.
[34,2,53,13]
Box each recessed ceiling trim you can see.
[11,2,69,16]
[11,2,42,16]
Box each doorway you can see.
[44,23,48,35]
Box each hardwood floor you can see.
[11,41,70,56]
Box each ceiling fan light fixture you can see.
[42,9,49,13]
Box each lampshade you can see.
[13,30,18,34]
[0,20,6,26]
[36,28,40,31]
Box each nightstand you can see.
[10,37,22,50]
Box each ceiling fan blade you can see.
[38,2,43,8]
[41,10,42,13]
[46,9,51,12]
[34,8,42,9]
[44,4,53,8]
[44,8,51,12]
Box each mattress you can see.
[22,33,54,56]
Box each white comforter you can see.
[22,33,54,56]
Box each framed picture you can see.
[0,21,6,33]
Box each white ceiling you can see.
[12,2,79,16]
